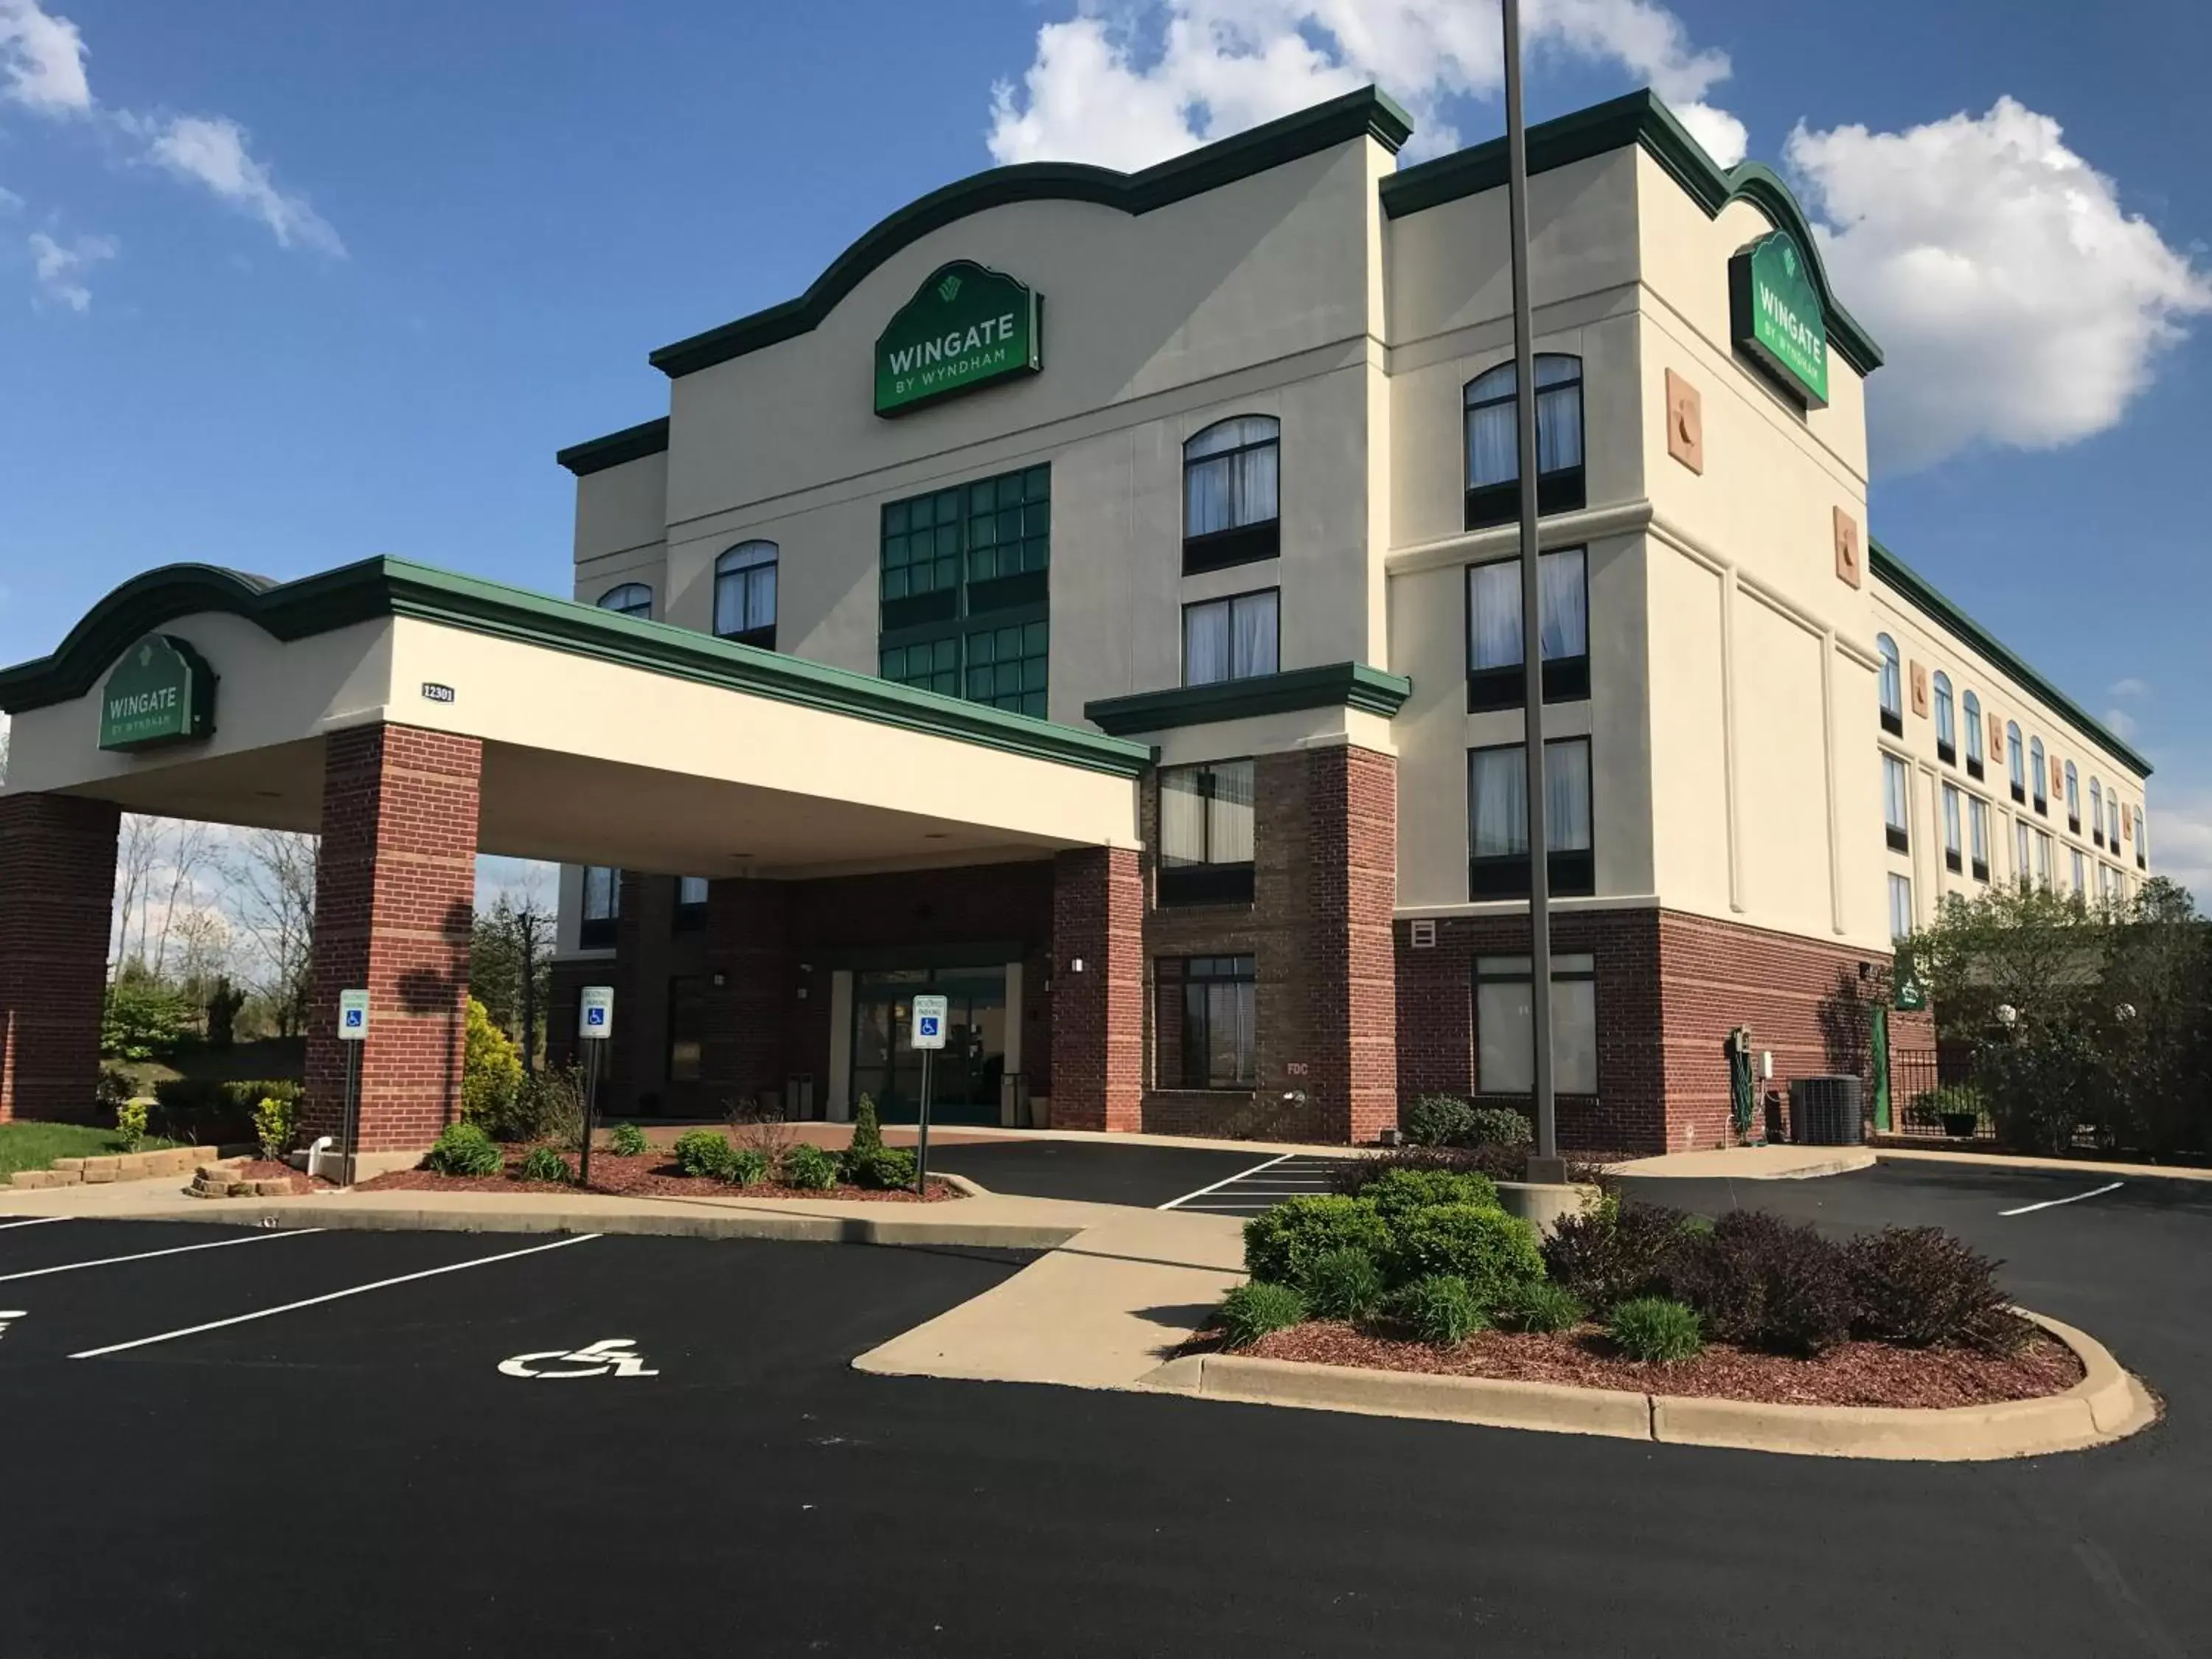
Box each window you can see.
[2014,818,2031,886]
[667,976,705,1084]
[580,866,620,950]
[2071,847,2086,894]
[1466,548,1590,710]
[1158,760,1256,905]
[1942,784,1962,874]
[1877,635,1903,735]
[879,464,1050,717]
[2035,830,2053,888]
[1468,738,1595,898]
[2138,808,2148,870]
[597,582,653,619]
[2065,761,2080,833]
[1933,672,1955,764]
[2006,722,2025,803]
[2030,737,2048,815]
[675,875,709,932]
[2090,778,2104,846]
[1888,873,1913,942]
[1464,354,1585,530]
[2108,793,2121,849]
[1969,796,1990,881]
[714,541,778,649]
[1964,690,1984,779]
[1883,754,1910,853]
[1476,954,1598,1096]
[1183,417,1279,574]
[1183,589,1279,686]
[1180,956,1256,1088]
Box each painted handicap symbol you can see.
[498,1337,659,1380]
[919,1016,940,1037]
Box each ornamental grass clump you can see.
[1394,1274,1487,1346]
[516,1145,573,1184]
[1220,1281,1308,1348]
[608,1121,650,1158]
[1608,1296,1703,1363]
[672,1129,737,1180]
[1493,1278,1587,1334]
[1298,1247,1386,1321]
[422,1121,502,1177]
[779,1144,841,1191]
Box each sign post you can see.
[577,987,613,1189]
[336,990,369,1185]
[909,994,948,1195]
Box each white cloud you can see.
[0,182,21,212]
[2103,707,2141,742]
[0,0,89,115]
[145,114,342,257]
[475,856,559,914]
[2149,791,2212,911]
[986,0,1747,171]
[27,226,115,311]
[2108,677,2150,700]
[1787,99,2212,473]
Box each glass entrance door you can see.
[852,967,1008,1124]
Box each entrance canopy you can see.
[0,559,1147,877]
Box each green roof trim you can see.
[1869,540,2151,779]
[556,416,670,476]
[1380,89,1882,376]
[1085,662,1411,737]
[0,559,1154,780]
[647,86,1413,380]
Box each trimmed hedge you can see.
[1663,1210,1855,1356]
[1243,1197,1393,1285]
[1541,1197,1697,1312]
[1845,1226,2019,1352]
[1360,1164,1500,1220]
[1383,1203,1545,1310]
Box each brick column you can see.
[1050,846,1142,1132]
[304,725,481,1150]
[0,793,120,1124]
[1304,745,1399,1144]
[703,878,789,1113]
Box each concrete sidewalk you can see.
[1608,1145,1876,1180]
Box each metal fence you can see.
[1877,1047,1994,1140]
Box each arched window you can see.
[1963,690,1984,778]
[597,582,653,619]
[2029,737,2048,814]
[2138,807,2149,869]
[2090,777,2104,846]
[2065,761,2079,831]
[1876,634,1902,733]
[714,540,778,649]
[2006,722,2025,802]
[1183,416,1280,574]
[1464,354,1585,531]
[2110,791,2121,849]
[1933,672,1955,762]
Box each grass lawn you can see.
[0,1122,178,1180]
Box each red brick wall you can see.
[1305,745,1399,1143]
[302,724,481,1151]
[1050,846,1142,1131]
[0,793,120,1123]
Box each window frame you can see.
[2014,818,2032,886]
[1467,737,1596,900]
[1963,689,1985,779]
[2065,761,2080,834]
[1475,953,1599,1096]
[1877,635,1904,736]
[1942,782,1963,874]
[597,582,653,619]
[1181,587,1281,687]
[2030,737,2048,815]
[1933,671,1955,765]
[1888,872,1913,942]
[2006,722,2025,804]
[1969,795,1991,882]
[878,464,1051,718]
[580,866,621,950]
[674,874,709,933]
[1181,416,1281,575]
[1464,546,1591,711]
[1179,954,1258,1090]
[1156,759,1257,908]
[2090,778,2104,847]
[1462,354,1586,531]
[1883,752,1911,854]
[713,540,779,650]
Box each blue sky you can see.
[1,0,2208,897]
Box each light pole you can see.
[1503,0,1563,1183]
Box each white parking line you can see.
[0,1216,72,1232]
[71,1232,602,1360]
[0,1227,321,1283]
[1159,1154,1293,1211]
[2000,1181,2124,1217]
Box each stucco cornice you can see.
[556,417,671,478]
[1085,662,1412,737]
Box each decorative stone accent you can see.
[1909,661,1929,718]
[1664,369,1703,474]
[1832,507,1861,588]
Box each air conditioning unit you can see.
[1787,1075,1864,1147]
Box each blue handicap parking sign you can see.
[587,1007,606,1027]
[344,1009,364,1029]
[919,1016,939,1037]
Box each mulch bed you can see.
[225,1158,335,1194]
[356,1150,964,1203]
[1216,1316,2083,1410]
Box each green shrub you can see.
[1219,1281,1308,1348]
[461,998,524,1129]
[1664,1209,1854,1356]
[1465,1106,1534,1147]
[672,1130,736,1179]
[1403,1093,1477,1147]
[725,1147,771,1187]
[422,1121,503,1177]
[847,1093,885,1163]
[1494,1279,1587,1334]
[1384,1203,1545,1308]
[1608,1296,1703,1363]
[608,1121,649,1158]
[1845,1226,2019,1352]
[97,1065,134,1116]
[100,979,195,1063]
[779,1144,841,1191]
[1394,1274,1487,1346]
[1298,1248,1385,1321]
[1542,1197,1697,1312]
[114,1097,150,1155]
[1332,1143,1528,1192]
[1361,1164,1500,1220]
[251,1093,297,1162]
[516,1145,573,1184]
[151,1077,301,1146]
[846,1147,917,1191]
[1242,1196,1392,1285]
[495,1065,587,1147]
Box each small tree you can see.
[848,1093,885,1162]
[100,975,195,1063]
[461,996,524,1129]
[205,976,248,1051]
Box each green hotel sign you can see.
[1729,230,1829,408]
[874,260,1041,417]
[99,634,216,752]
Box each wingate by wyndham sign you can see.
[874,261,1041,417]
[99,634,216,752]
[1729,230,1829,409]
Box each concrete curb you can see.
[1873,1148,2212,1186]
[1141,1307,2157,1461]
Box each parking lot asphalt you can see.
[923,1138,1272,1208]
[1,1158,2208,1658]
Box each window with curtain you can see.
[1157,760,1256,905]
[1183,417,1280,574]
[1888,873,1913,942]
[2065,762,2080,832]
[597,582,653,619]
[667,975,705,1083]
[2030,737,2048,814]
[1475,954,1598,1095]
[1943,784,1962,874]
[2090,778,2104,845]
[2006,723,2025,802]
[1180,956,1257,1088]
[1933,672,1955,762]
[879,464,1050,717]
[2072,847,2087,894]
[1883,754,1910,852]
[1183,589,1279,686]
[1877,635,1903,734]
[675,875,709,932]
[2035,830,2053,888]
[1463,354,1585,530]
[1467,738,1594,898]
[1963,690,1985,778]
[2014,818,2031,885]
[1465,548,1590,710]
[580,866,620,949]
[2109,793,2121,848]
[714,541,778,648]
[1969,796,1990,880]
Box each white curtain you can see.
[1885,755,1909,831]
[1469,561,1520,669]
[1877,636,1901,714]
[1545,740,1592,852]
[1209,761,1255,863]
[1467,399,1517,488]
[1470,748,1527,858]
[1231,591,1278,678]
[1184,602,1230,685]
[1551,980,1597,1093]
[1536,380,1584,472]
[1160,769,1208,866]
[715,542,777,636]
[1465,356,1581,486]
[582,866,619,921]
[1971,799,1989,862]
[2008,728,2024,787]
[1965,695,1983,760]
[1935,676,1954,748]
[1540,549,1587,659]
[1185,418,1279,536]
[1944,787,1961,855]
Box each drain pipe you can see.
[304,1135,334,1183]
